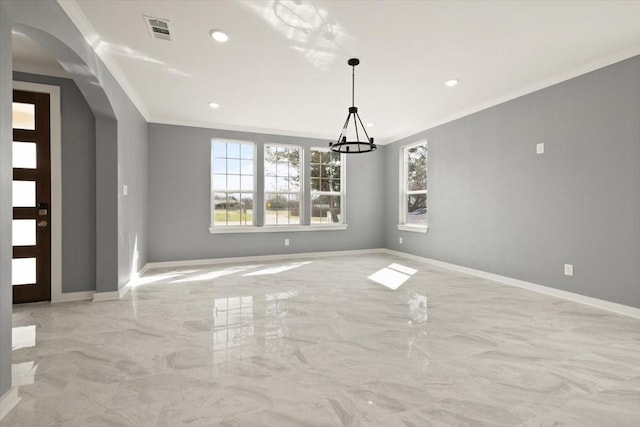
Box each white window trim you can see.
[209,224,348,234]
[264,143,304,226]
[208,142,350,233]
[397,224,428,233]
[211,138,257,228]
[310,147,346,226]
[398,140,428,232]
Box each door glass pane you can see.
[13,142,37,169]
[12,258,36,285]
[12,220,36,246]
[13,181,36,207]
[12,102,35,130]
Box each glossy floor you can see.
[6,253,640,426]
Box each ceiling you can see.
[52,0,640,143]
[12,32,69,78]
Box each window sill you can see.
[209,224,348,234]
[397,224,428,233]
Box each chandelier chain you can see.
[352,64,355,107]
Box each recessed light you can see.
[209,30,229,43]
[366,123,374,127]
[208,102,219,109]
[445,79,459,87]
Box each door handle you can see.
[37,220,48,228]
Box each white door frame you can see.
[11,81,78,303]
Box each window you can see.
[210,140,347,233]
[264,145,301,225]
[310,148,344,224]
[211,140,255,227]
[400,141,427,229]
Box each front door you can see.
[12,90,51,303]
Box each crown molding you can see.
[57,0,150,120]
[388,47,640,145]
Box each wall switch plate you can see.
[123,184,128,196]
[564,264,573,276]
[399,237,403,244]
[536,142,545,154]
[284,239,290,247]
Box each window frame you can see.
[309,147,346,226]
[210,138,257,229]
[209,140,348,234]
[263,143,303,227]
[398,140,428,233]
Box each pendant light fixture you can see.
[329,58,377,154]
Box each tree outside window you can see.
[310,148,343,224]
[264,145,301,225]
[402,142,427,226]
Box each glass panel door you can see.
[12,90,51,303]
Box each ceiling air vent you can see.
[144,16,172,41]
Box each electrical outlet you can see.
[536,142,544,154]
[399,237,403,245]
[123,184,128,196]
[564,264,573,276]
[284,239,290,247]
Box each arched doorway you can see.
[1,1,135,402]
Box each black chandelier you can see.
[329,58,377,154]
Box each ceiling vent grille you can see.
[144,16,172,41]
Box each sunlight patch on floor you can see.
[368,263,418,290]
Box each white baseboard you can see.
[56,248,638,319]
[143,248,386,271]
[119,282,132,299]
[384,249,640,319]
[119,263,152,298]
[91,291,119,302]
[0,387,20,421]
[51,290,94,303]
[138,264,151,276]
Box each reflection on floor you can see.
[6,253,640,426]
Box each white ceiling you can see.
[57,0,640,143]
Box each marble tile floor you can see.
[5,253,640,426]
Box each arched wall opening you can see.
[13,29,100,299]
[1,1,148,399]
[8,24,120,295]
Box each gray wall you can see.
[117,100,148,288]
[384,56,640,308]
[13,71,96,293]
[0,4,14,397]
[147,123,384,262]
[0,0,148,397]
